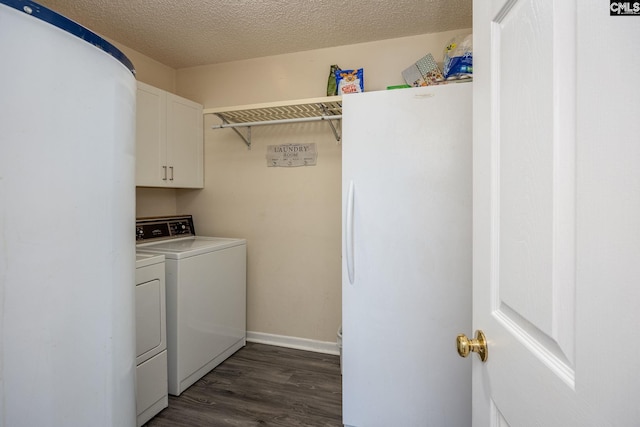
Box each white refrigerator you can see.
[342,83,472,426]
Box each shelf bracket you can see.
[319,103,341,143]
[217,115,252,149]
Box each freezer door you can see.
[341,83,472,426]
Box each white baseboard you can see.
[247,331,340,356]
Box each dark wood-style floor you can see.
[144,342,342,427]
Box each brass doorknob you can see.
[456,330,488,362]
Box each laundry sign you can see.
[266,143,317,167]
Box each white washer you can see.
[136,216,247,396]
[135,253,168,426]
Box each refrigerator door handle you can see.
[346,180,355,284]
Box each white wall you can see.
[174,29,471,344]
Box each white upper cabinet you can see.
[136,82,203,188]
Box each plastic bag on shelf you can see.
[443,34,473,79]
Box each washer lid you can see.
[137,236,246,259]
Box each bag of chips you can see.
[335,68,364,94]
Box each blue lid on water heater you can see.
[0,0,135,75]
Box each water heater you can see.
[0,1,137,425]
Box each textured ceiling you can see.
[35,0,472,69]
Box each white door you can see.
[136,82,167,187]
[472,1,640,425]
[166,93,204,188]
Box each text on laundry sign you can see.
[266,143,317,167]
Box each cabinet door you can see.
[166,93,203,188]
[136,82,167,186]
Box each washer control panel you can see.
[136,215,196,242]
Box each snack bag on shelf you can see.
[335,68,364,94]
[402,53,444,87]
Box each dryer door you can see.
[135,262,166,364]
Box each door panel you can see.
[473,0,640,425]
[493,0,576,380]
[492,402,511,427]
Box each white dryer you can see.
[136,216,247,396]
[135,253,168,426]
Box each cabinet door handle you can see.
[169,166,174,181]
[162,166,167,181]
